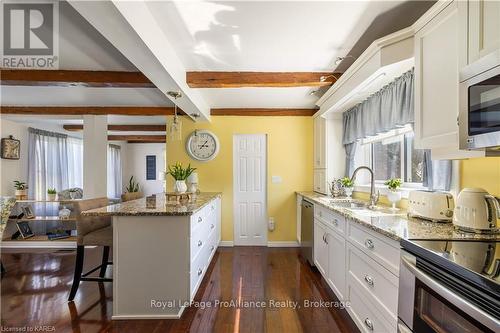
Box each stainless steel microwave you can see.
[459,50,500,151]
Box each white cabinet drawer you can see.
[347,244,398,322]
[348,222,400,276]
[347,281,396,333]
[314,205,345,236]
[190,243,208,299]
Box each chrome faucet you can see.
[350,166,380,209]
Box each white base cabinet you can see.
[311,203,400,333]
[112,197,221,320]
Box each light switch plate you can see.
[271,176,282,183]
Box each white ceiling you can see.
[58,1,135,71]
[2,0,420,113]
[146,0,410,109]
[1,86,174,107]
[0,1,173,109]
[151,1,405,71]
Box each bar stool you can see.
[68,197,112,302]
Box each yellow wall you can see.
[166,116,313,242]
[460,157,500,196]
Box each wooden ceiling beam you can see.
[0,69,155,88]
[63,124,166,132]
[1,106,317,116]
[211,108,318,116]
[108,135,165,142]
[186,71,340,88]
[0,106,177,116]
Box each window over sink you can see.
[355,125,425,187]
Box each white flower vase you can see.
[344,187,353,198]
[174,180,188,194]
[387,190,402,211]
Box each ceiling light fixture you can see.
[334,55,354,66]
[166,91,183,142]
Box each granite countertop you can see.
[297,191,499,242]
[82,192,222,217]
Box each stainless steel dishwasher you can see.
[300,199,315,266]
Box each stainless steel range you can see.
[398,239,499,333]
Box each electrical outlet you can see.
[268,217,275,231]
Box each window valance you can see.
[342,68,414,145]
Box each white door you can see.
[233,134,267,246]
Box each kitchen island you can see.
[82,192,222,319]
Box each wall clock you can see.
[186,130,220,161]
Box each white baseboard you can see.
[112,306,185,320]
[218,241,234,247]
[217,241,300,247]
[267,241,300,247]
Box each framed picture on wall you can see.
[1,135,20,160]
[146,155,156,180]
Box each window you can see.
[357,125,425,186]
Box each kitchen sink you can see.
[329,200,368,209]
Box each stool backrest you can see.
[74,198,111,244]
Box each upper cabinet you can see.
[313,116,326,169]
[414,0,484,159]
[463,0,500,65]
[313,116,345,195]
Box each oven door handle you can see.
[401,256,499,332]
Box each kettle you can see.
[453,188,500,233]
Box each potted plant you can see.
[13,181,28,200]
[125,176,140,193]
[167,163,196,194]
[385,178,402,211]
[340,177,354,198]
[47,188,57,201]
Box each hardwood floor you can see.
[1,247,359,333]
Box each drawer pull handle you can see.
[333,219,338,226]
[323,233,328,244]
[210,224,215,230]
[197,268,202,276]
[198,240,203,247]
[319,211,323,217]
[364,318,373,330]
[364,239,374,249]
[211,205,214,210]
[364,275,374,286]
[198,217,203,223]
